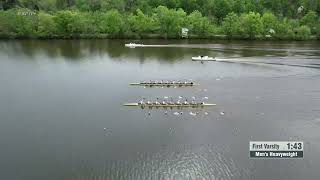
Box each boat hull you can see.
[129,83,196,86]
[192,58,216,61]
[123,103,216,108]
[125,44,144,48]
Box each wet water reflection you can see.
[0,39,319,180]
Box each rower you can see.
[139,98,145,105]
[169,98,174,105]
[155,98,160,105]
[161,100,167,105]
[176,100,182,105]
[184,99,189,105]
[147,101,152,105]
[191,100,196,105]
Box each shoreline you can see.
[0,34,318,41]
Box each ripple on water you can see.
[70,145,247,180]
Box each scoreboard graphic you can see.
[250,141,303,159]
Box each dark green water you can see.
[0,39,320,180]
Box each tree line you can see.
[0,0,319,40]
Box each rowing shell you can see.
[129,83,197,86]
[124,103,216,107]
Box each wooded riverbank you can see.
[1,1,320,40]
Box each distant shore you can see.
[0,34,318,41]
[1,6,319,41]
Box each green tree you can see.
[99,9,123,36]
[86,11,104,33]
[242,0,262,13]
[56,0,74,9]
[274,18,295,39]
[301,10,319,34]
[11,8,38,37]
[19,0,39,10]
[75,0,101,11]
[261,12,278,35]
[154,6,187,38]
[316,24,320,39]
[211,0,232,22]
[37,12,57,37]
[179,0,199,13]
[0,9,15,36]
[222,12,241,37]
[187,10,215,36]
[240,12,263,38]
[232,0,246,14]
[54,10,86,36]
[101,0,125,12]
[294,25,311,40]
[19,0,58,11]
[1,0,19,10]
[129,9,158,36]
[54,10,74,34]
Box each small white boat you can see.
[125,43,144,48]
[192,56,215,61]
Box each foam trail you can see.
[215,57,320,69]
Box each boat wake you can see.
[215,57,320,69]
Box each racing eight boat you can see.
[130,80,196,87]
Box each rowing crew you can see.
[138,98,204,106]
[140,80,193,85]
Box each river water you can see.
[0,39,320,180]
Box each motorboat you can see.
[192,56,215,61]
[125,43,144,48]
